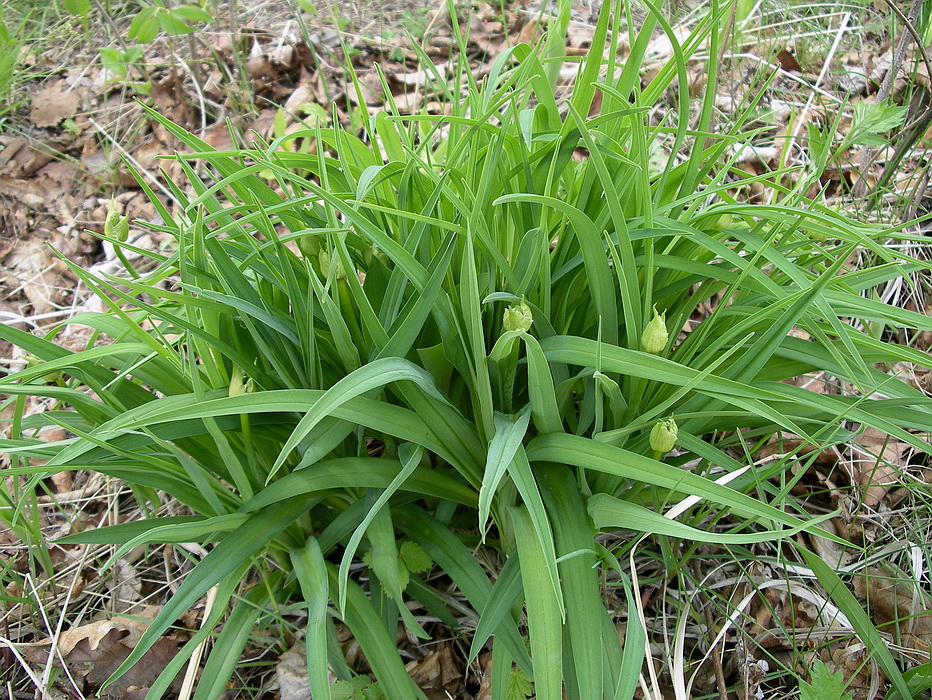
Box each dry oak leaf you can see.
[30,82,81,128]
[22,610,182,698]
[850,427,908,509]
[855,564,932,655]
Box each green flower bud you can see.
[105,205,130,243]
[24,354,64,385]
[650,418,678,455]
[503,300,533,333]
[364,245,390,268]
[297,235,321,259]
[228,365,254,398]
[318,249,347,280]
[641,308,668,355]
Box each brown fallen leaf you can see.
[776,49,802,73]
[22,610,184,698]
[30,82,81,128]
[850,426,908,509]
[855,564,932,655]
[567,20,596,50]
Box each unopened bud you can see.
[364,245,390,267]
[24,354,64,385]
[228,365,253,398]
[105,205,130,242]
[503,300,533,333]
[318,249,346,280]
[640,309,668,355]
[714,213,732,230]
[297,235,321,258]
[649,418,678,455]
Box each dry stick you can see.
[90,0,154,85]
[872,103,932,208]
[178,584,220,700]
[852,0,924,199]
[28,573,84,698]
[767,11,852,206]
[721,53,845,103]
[700,591,728,700]
[630,537,663,700]
[868,0,932,210]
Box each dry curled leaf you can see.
[30,82,81,128]
[855,564,932,654]
[850,427,908,508]
[22,610,182,698]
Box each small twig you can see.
[700,592,728,700]
[865,0,932,209]
[87,116,177,203]
[28,574,83,698]
[0,637,45,690]
[769,11,851,205]
[852,0,924,199]
[178,585,220,700]
[173,48,210,136]
[719,53,845,104]
[879,0,932,81]
[872,101,932,204]
[90,0,154,84]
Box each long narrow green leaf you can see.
[395,505,532,674]
[270,358,450,480]
[527,433,836,536]
[292,538,330,700]
[192,571,286,700]
[479,409,532,534]
[538,466,606,700]
[512,505,562,700]
[329,563,428,699]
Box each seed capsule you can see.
[650,417,678,455]
[641,309,668,355]
[229,365,253,397]
[503,300,533,333]
[105,206,130,243]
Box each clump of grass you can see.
[3,0,932,697]
[0,3,54,128]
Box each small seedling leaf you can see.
[800,660,853,700]
[507,666,534,700]
[171,5,212,23]
[128,10,159,43]
[848,102,908,147]
[399,541,432,574]
[63,0,90,17]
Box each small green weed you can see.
[800,659,854,700]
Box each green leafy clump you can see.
[507,666,534,700]
[799,660,854,700]
[3,0,931,698]
[331,676,384,700]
